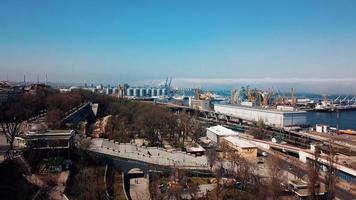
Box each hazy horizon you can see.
[1,1,356,93]
[6,77,356,95]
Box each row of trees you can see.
[150,169,201,200]
[0,88,91,154]
[1,87,205,153]
[204,142,285,200]
[205,142,340,200]
[101,99,205,147]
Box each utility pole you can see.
[336,109,340,131]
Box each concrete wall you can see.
[283,112,307,126]
[239,148,257,160]
[249,140,271,150]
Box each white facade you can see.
[157,88,162,96]
[139,88,146,97]
[146,88,152,96]
[316,124,329,133]
[127,88,133,96]
[124,87,168,98]
[214,104,307,128]
[206,125,239,144]
[133,88,139,97]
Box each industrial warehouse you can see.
[214,104,307,128]
[206,125,240,144]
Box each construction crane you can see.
[334,96,341,102]
[274,89,284,106]
[194,88,201,100]
[322,94,328,104]
[341,96,349,103]
[238,86,248,102]
[202,91,213,100]
[194,88,213,100]
[261,91,270,107]
[291,88,296,106]
[163,77,173,97]
[247,88,255,102]
[231,89,238,104]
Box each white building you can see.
[316,124,329,133]
[214,104,307,128]
[139,88,146,97]
[123,86,170,98]
[127,88,133,96]
[206,125,239,144]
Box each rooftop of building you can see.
[289,180,326,197]
[215,103,306,114]
[207,125,240,136]
[23,130,75,140]
[288,179,308,187]
[186,144,205,153]
[224,136,257,149]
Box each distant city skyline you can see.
[6,76,356,95]
[1,0,356,93]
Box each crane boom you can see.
[341,96,348,102]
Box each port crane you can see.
[333,96,341,102]
[341,96,349,103]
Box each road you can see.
[129,169,150,200]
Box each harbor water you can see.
[183,90,356,130]
[306,110,356,130]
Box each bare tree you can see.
[325,140,338,200]
[76,167,106,200]
[221,141,257,199]
[0,101,29,157]
[206,146,225,200]
[308,145,321,200]
[206,147,220,170]
[266,155,285,200]
[46,108,62,129]
[177,112,190,147]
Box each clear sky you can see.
[1,0,356,92]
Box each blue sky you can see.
[1,0,356,92]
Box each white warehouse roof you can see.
[224,136,256,149]
[207,125,239,137]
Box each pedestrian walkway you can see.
[88,138,209,170]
